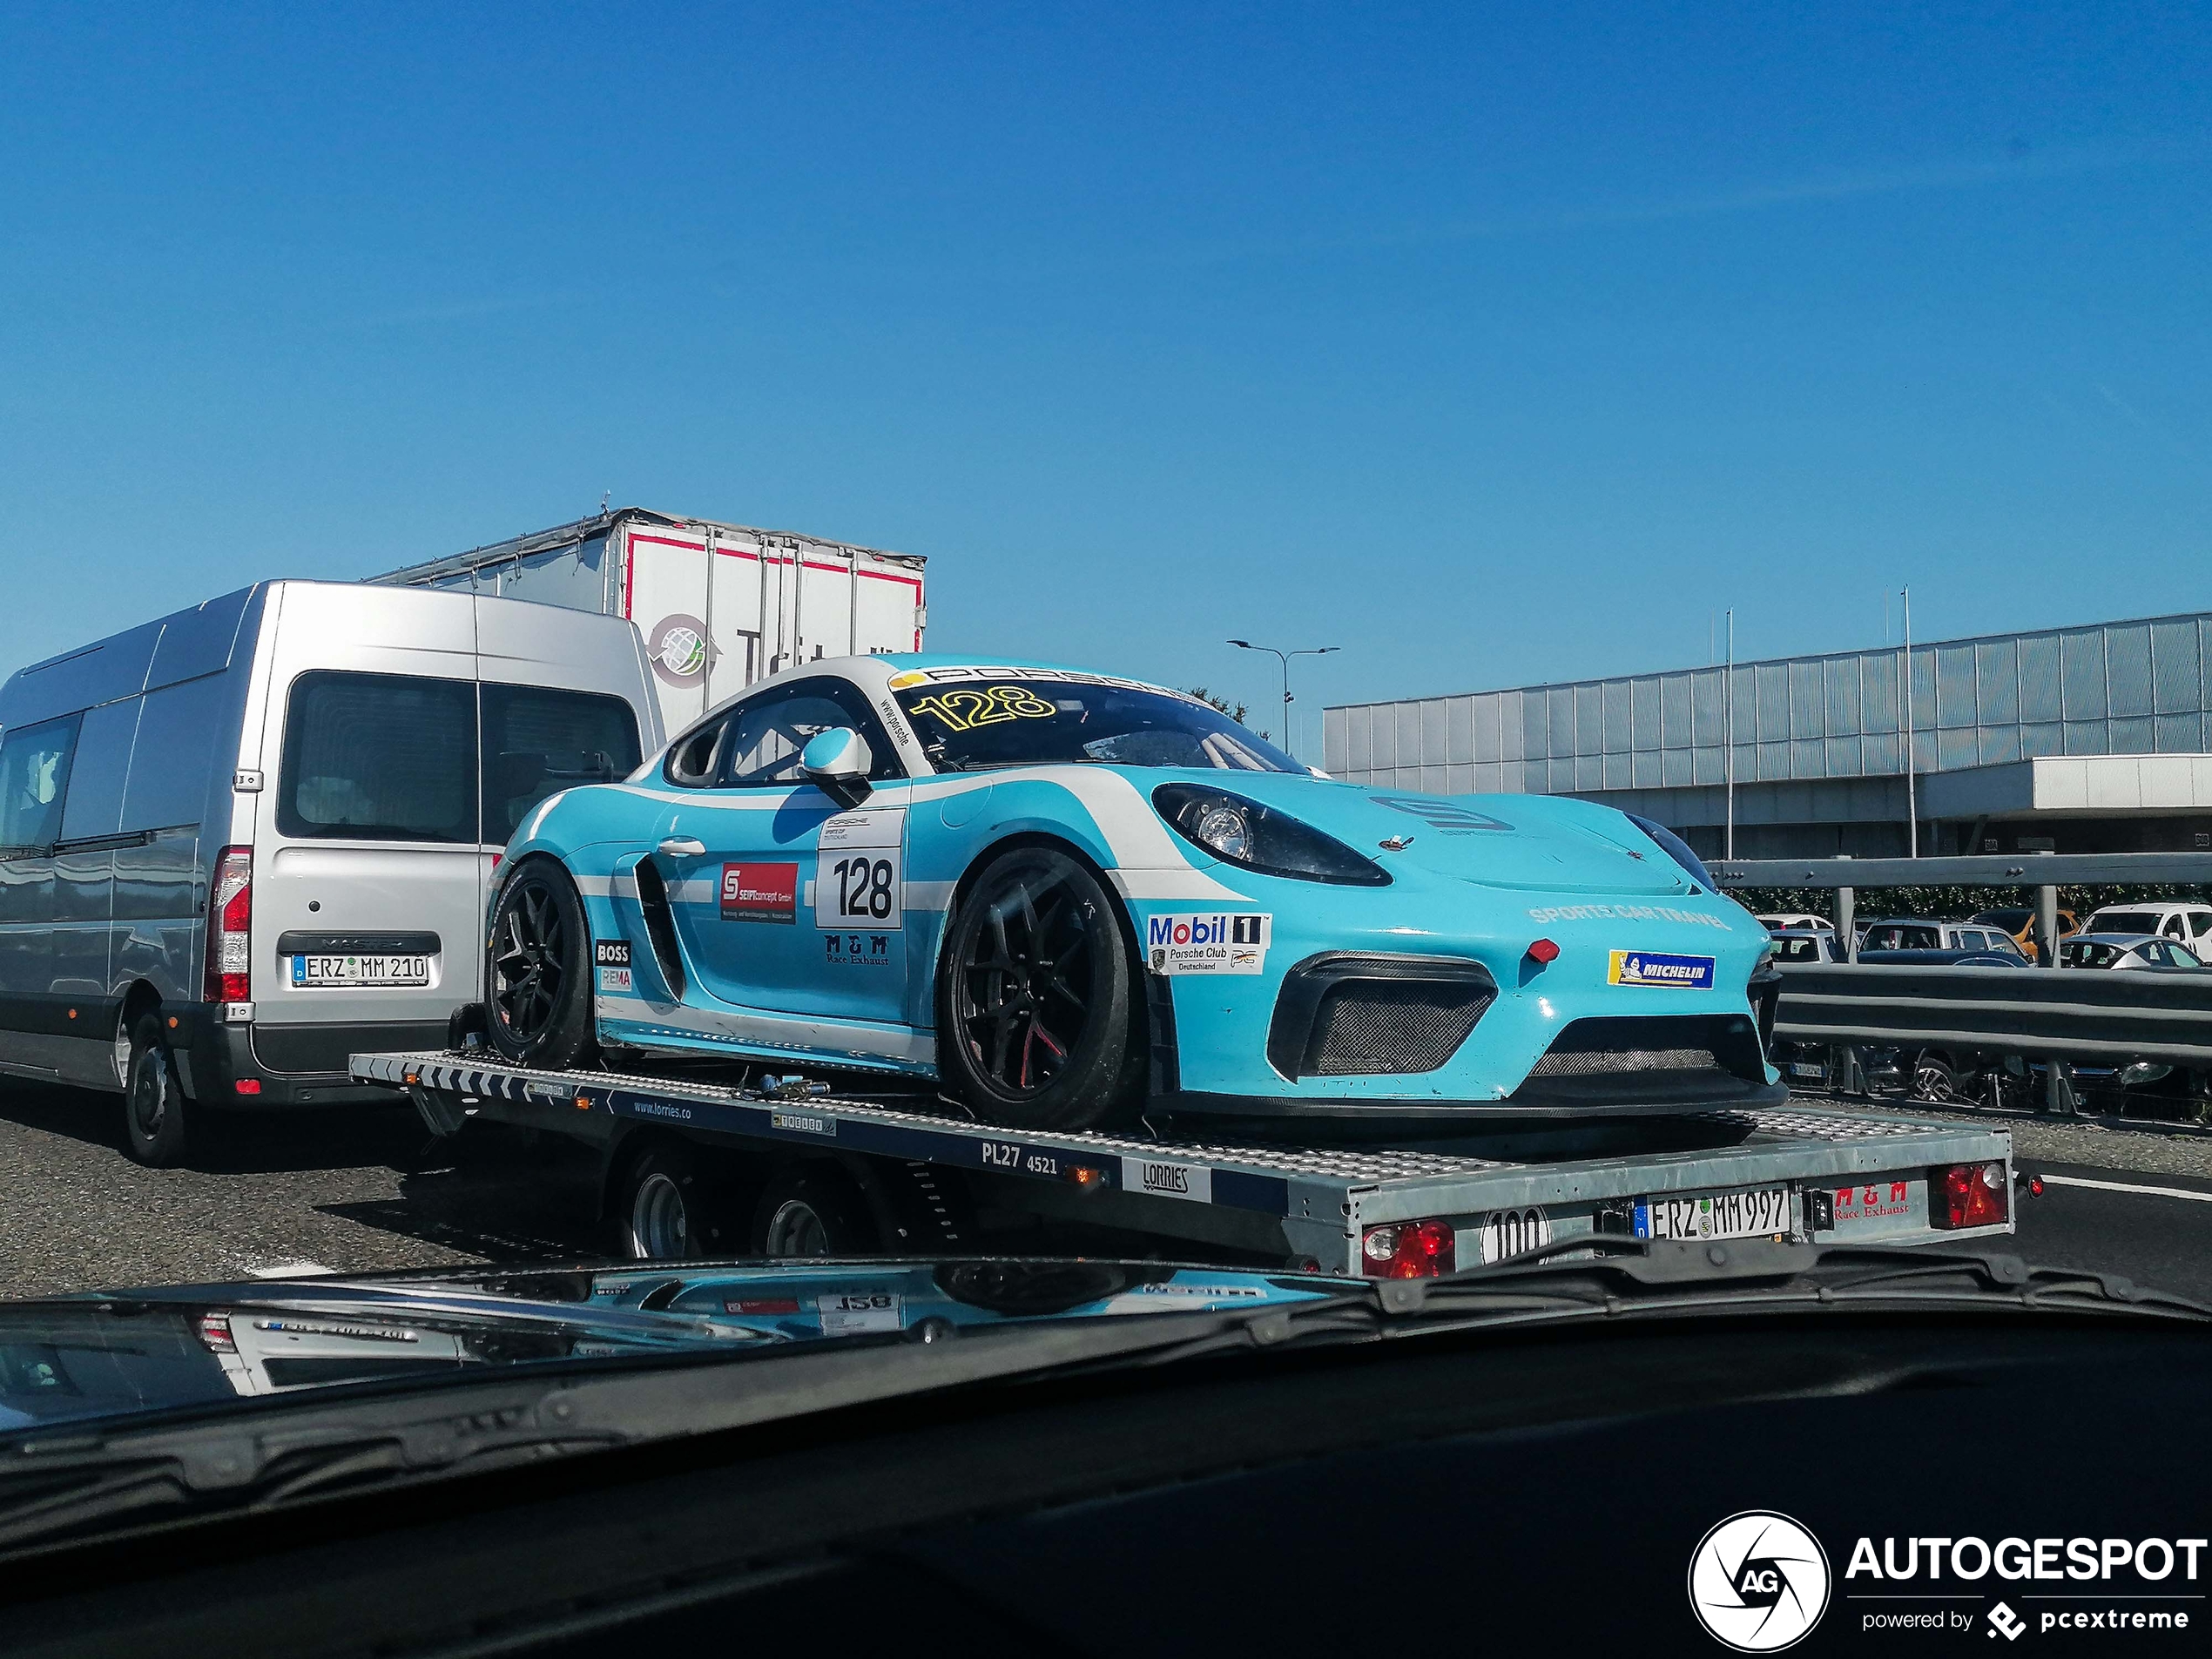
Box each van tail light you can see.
[1932,1162,2008,1230]
[197,1312,236,1352]
[204,846,253,1004]
[1361,1218,1456,1278]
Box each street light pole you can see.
[1228,639,1339,762]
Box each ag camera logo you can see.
[1689,1511,1831,1651]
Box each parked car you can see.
[481,654,1784,1131]
[1854,919,2027,959]
[0,581,662,1164]
[2059,934,2209,971]
[2080,902,2212,948]
[1854,947,2029,968]
[1756,912,1832,934]
[1970,905,2078,962]
[1767,931,1844,964]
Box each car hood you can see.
[1136,771,1700,896]
[3,1261,1352,1433]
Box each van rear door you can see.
[248,586,485,1074]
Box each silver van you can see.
[0,581,661,1163]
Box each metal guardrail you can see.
[1715,853,2212,889]
[1774,962,2212,1066]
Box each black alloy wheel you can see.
[937,846,1143,1131]
[487,861,597,1069]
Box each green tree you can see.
[1187,686,1269,742]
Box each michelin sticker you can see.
[1146,913,1271,976]
[595,939,632,995]
[1608,949,1716,989]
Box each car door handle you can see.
[658,837,706,858]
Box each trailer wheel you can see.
[1909,1051,1960,1104]
[615,1139,739,1261]
[752,1165,880,1258]
[936,846,1144,1132]
[121,1012,188,1167]
[487,860,597,1070]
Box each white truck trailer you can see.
[371,509,927,738]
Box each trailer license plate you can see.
[1788,1062,1824,1078]
[1634,1185,1791,1241]
[291,954,431,988]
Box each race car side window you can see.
[715,678,906,789]
[664,718,731,788]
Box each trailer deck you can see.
[354,1049,2018,1273]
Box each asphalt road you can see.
[3,1077,2212,1302]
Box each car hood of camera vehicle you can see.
[0,1261,1355,1434]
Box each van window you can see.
[0,715,81,855]
[278,671,477,844]
[482,685,642,845]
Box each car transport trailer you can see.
[352,1049,2020,1274]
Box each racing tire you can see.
[1909,1051,1960,1105]
[486,860,597,1071]
[936,846,1145,1133]
[752,1164,880,1258]
[121,1011,189,1168]
[614,1139,742,1261]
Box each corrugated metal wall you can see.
[1325,613,2212,793]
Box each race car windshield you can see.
[894,679,1301,772]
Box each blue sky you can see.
[3,3,2209,757]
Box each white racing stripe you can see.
[2040,1173,2212,1205]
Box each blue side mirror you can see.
[800,727,872,807]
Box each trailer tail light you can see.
[1362,1218,1456,1278]
[204,846,253,1005]
[1932,1162,2008,1230]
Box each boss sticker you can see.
[1145,913,1270,975]
[595,939,633,995]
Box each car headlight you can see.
[1152,785,1390,886]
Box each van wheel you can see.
[487,860,597,1070]
[123,1013,188,1167]
[936,846,1144,1132]
[752,1165,879,1258]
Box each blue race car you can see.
[484,656,1784,1130]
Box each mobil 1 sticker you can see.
[817,807,903,930]
[1144,913,1270,976]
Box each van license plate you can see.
[1633,1185,1791,1241]
[291,954,431,988]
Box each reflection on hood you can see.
[1,1262,1352,1435]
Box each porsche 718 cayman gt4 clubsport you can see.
[483,656,1784,1131]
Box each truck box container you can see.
[369,509,927,738]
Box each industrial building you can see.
[1323,611,2212,860]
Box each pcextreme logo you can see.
[1689,1511,1831,1652]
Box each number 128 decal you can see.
[816,807,904,929]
